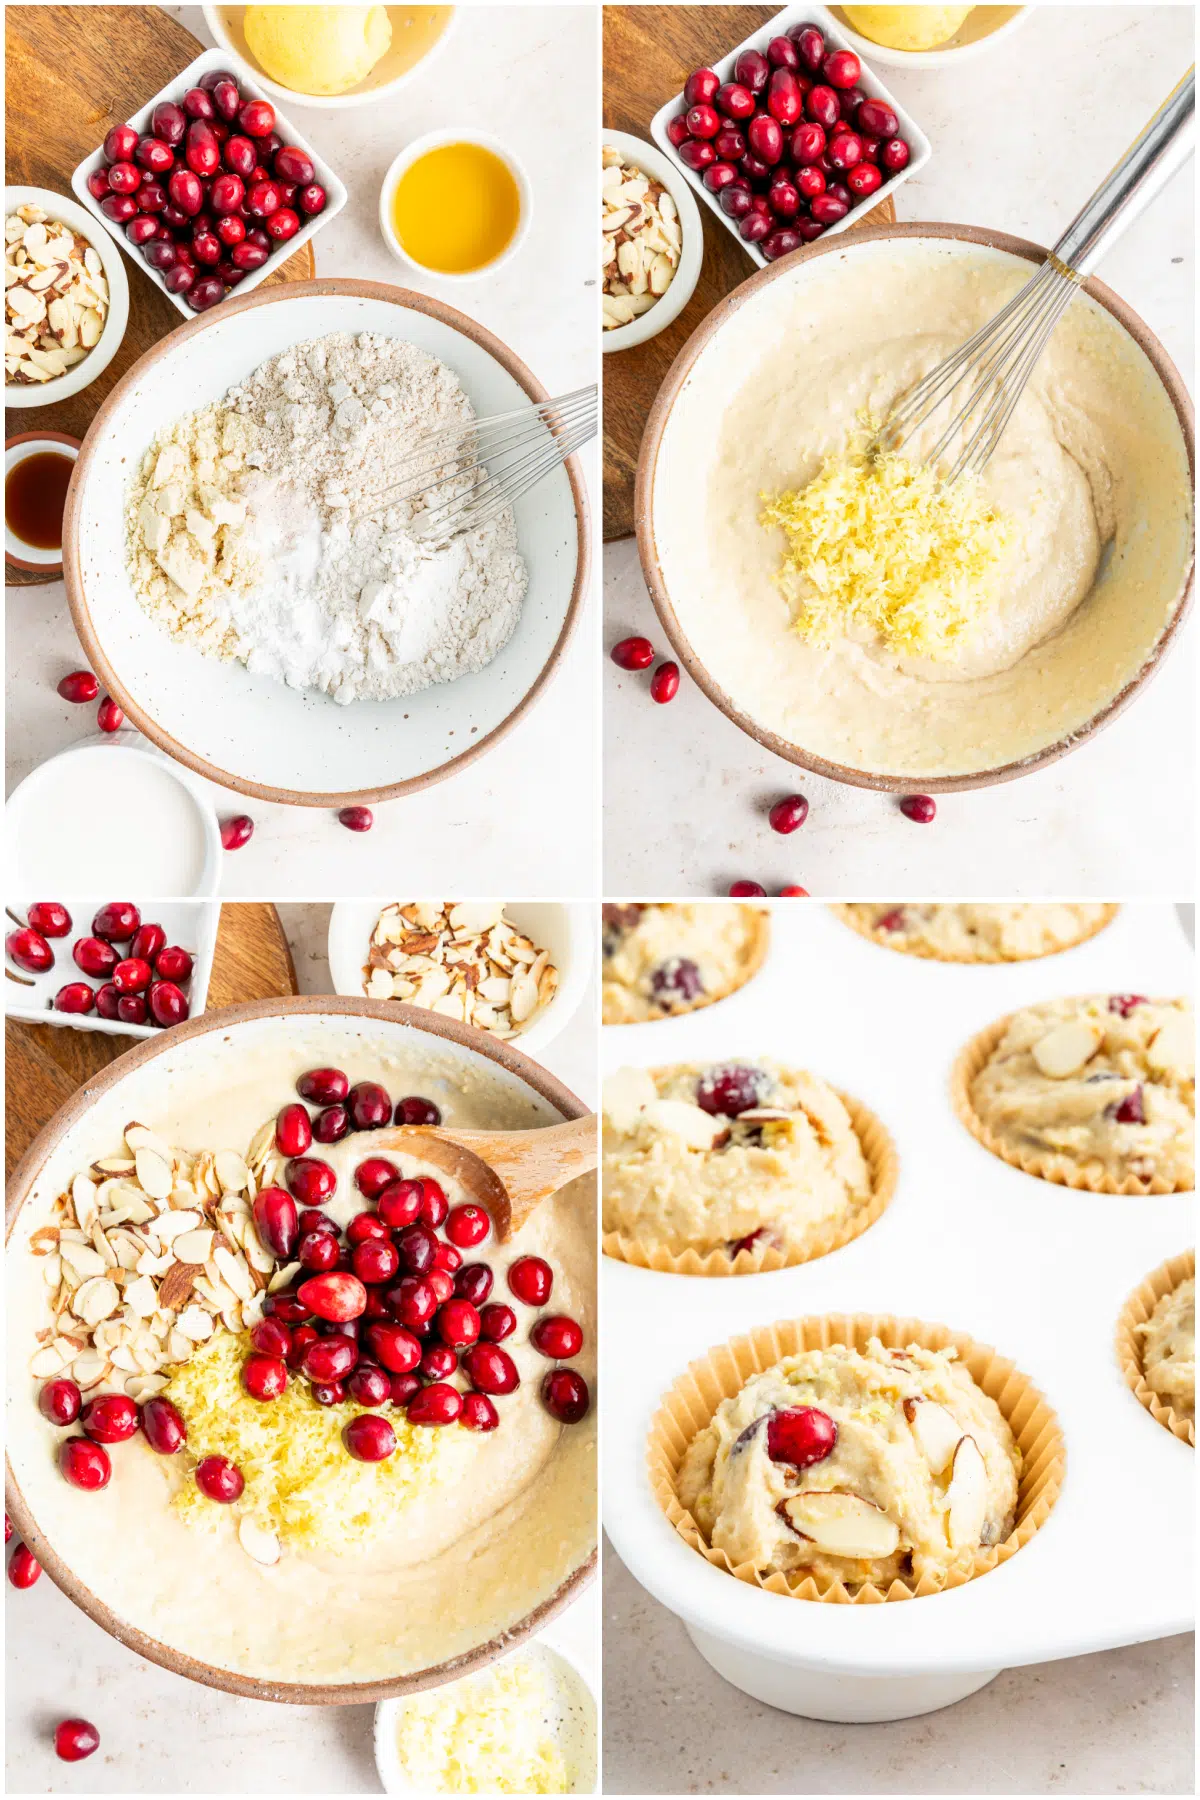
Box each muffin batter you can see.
[601,903,767,1024]
[602,1060,871,1255]
[1138,1277,1195,1425]
[678,1338,1020,1588]
[968,995,1194,1191]
[652,241,1193,776]
[836,902,1117,962]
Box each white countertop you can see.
[603,4,1195,897]
[5,4,599,898]
[5,902,598,1792]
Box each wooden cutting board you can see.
[5,5,316,585]
[603,4,895,541]
[5,903,297,1174]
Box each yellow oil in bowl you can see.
[391,140,522,274]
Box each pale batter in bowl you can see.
[646,232,1193,780]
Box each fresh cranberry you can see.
[94,984,121,1018]
[728,881,767,897]
[350,1158,395,1202]
[311,1381,345,1406]
[298,1209,335,1236]
[386,1373,419,1407]
[353,1237,400,1286]
[346,1210,390,1244]
[55,1719,100,1762]
[298,1066,349,1105]
[720,186,754,220]
[686,102,721,139]
[101,194,138,224]
[1112,1085,1146,1125]
[395,1095,441,1127]
[8,1544,41,1588]
[275,1102,312,1159]
[216,213,247,247]
[683,67,720,107]
[224,133,257,177]
[238,98,276,137]
[365,1322,422,1374]
[797,165,826,199]
[433,1241,462,1273]
[1108,995,1147,1017]
[219,813,254,850]
[343,1413,396,1461]
[715,83,756,122]
[147,979,189,1027]
[139,1396,186,1454]
[54,983,95,1015]
[135,135,173,174]
[508,1255,553,1307]
[530,1315,584,1359]
[242,1353,288,1401]
[338,806,374,832]
[60,1437,111,1490]
[421,1344,458,1381]
[479,1302,517,1342]
[705,161,739,194]
[116,994,148,1025]
[746,114,784,165]
[881,137,910,172]
[80,1393,138,1443]
[611,635,655,670]
[427,1267,454,1305]
[297,183,326,216]
[899,794,936,823]
[103,122,139,162]
[298,1272,366,1322]
[445,1204,490,1249]
[856,98,898,140]
[155,945,193,981]
[377,1178,424,1229]
[182,85,215,120]
[463,1342,520,1395]
[437,1299,481,1349]
[768,794,809,834]
[847,161,883,197]
[128,922,166,963]
[210,77,241,121]
[542,1369,590,1423]
[806,84,840,130]
[39,1378,82,1426]
[461,1392,500,1431]
[650,661,680,703]
[298,1228,339,1273]
[253,1186,299,1260]
[696,1063,766,1117]
[28,902,71,938]
[418,1178,448,1229]
[810,192,849,225]
[714,127,747,161]
[286,1157,337,1205]
[268,1294,314,1325]
[767,176,801,218]
[112,957,152,993]
[395,1223,439,1276]
[767,1405,837,1466]
[822,48,860,87]
[195,1455,244,1502]
[6,929,53,974]
[389,1276,438,1331]
[302,1336,357,1385]
[665,113,690,149]
[314,1104,350,1143]
[734,47,770,91]
[74,935,117,977]
[251,1317,291,1359]
[791,24,825,71]
[407,1382,463,1426]
[285,1323,319,1368]
[827,131,862,170]
[455,1263,494,1306]
[767,69,803,125]
[347,1364,391,1406]
[347,1081,391,1131]
[678,139,716,173]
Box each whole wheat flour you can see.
[124,331,527,705]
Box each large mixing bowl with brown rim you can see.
[635,222,1194,792]
[5,996,596,1704]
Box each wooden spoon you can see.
[371,1114,597,1240]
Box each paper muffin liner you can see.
[648,1313,1065,1603]
[1116,1248,1195,1447]
[832,903,1119,964]
[602,906,770,1026]
[950,1010,1192,1196]
[602,1090,897,1277]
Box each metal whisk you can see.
[361,385,597,542]
[877,70,1194,483]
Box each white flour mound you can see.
[225,331,527,705]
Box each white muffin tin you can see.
[602,901,1194,1721]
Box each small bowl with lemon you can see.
[202,5,457,108]
[380,132,531,282]
[828,6,1032,68]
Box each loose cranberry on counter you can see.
[28,902,71,938]
[80,1393,139,1443]
[395,1094,441,1127]
[508,1255,553,1307]
[8,1543,41,1588]
[338,806,374,832]
[6,928,53,974]
[610,636,656,675]
[55,1719,100,1763]
[769,794,810,834]
[57,669,99,704]
[899,794,936,823]
[39,1378,82,1426]
[542,1368,590,1424]
[54,983,95,1015]
[299,1066,349,1105]
[649,661,680,704]
[767,1405,837,1466]
[60,1436,111,1491]
[779,885,810,896]
[728,881,766,897]
[96,696,124,732]
[195,1455,245,1502]
[530,1315,584,1359]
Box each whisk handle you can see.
[1052,67,1194,278]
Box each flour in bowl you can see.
[124,331,527,705]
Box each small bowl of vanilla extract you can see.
[5,431,80,579]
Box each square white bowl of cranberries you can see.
[650,4,930,269]
[70,47,347,318]
[4,900,218,1039]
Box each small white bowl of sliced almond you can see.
[602,132,703,352]
[327,901,593,1060]
[4,187,128,405]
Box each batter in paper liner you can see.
[602,903,765,1025]
[678,1339,1020,1588]
[969,995,1194,1188]
[1138,1278,1195,1423]
[837,902,1115,962]
[602,1060,870,1255]
[652,245,1193,778]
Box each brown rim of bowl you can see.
[634,220,1196,794]
[5,994,597,1705]
[5,430,81,576]
[62,277,591,809]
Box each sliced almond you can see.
[1032,1019,1101,1079]
[945,1435,989,1548]
[781,1490,901,1559]
[903,1397,963,1476]
[70,1275,121,1327]
[173,1228,216,1264]
[1146,1012,1194,1080]
[239,1517,281,1566]
[59,1239,107,1280]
